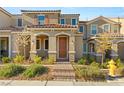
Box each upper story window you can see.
[79,25,84,32]
[60,19,65,24]
[38,15,45,25]
[114,26,118,33]
[71,19,77,25]
[91,24,97,35]
[103,24,110,32]
[17,18,22,27]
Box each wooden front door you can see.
[59,37,67,59]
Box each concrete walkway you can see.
[0,79,124,86]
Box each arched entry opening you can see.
[0,37,9,58]
[36,34,49,59]
[118,42,124,60]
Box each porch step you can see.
[52,64,75,80]
[56,61,70,64]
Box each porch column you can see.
[30,34,37,60]
[8,35,11,58]
[48,36,57,62]
[69,36,75,62]
[111,43,118,59]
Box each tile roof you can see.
[21,10,61,13]
[61,14,80,16]
[27,24,78,28]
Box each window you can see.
[17,18,22,27]
[79,26,84,32]
[89,43,95,53]
[71,19,77,25]
[38,15,45,25]
[114,26,118,33]
[103,24,110,32]
[60,19,65,24]
[36,39,40,49]
[44,39,48,50]
[91,24,97,35]
[83,44,87,52]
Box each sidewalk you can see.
[0,79,124,86]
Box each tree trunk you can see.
[24,45,26,60]
[101,53,104,65]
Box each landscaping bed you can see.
[0,63,54,80]
[73,65,107,82]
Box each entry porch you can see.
[30,32,75,62]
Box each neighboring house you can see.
[0,7,124,62]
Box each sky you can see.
[3,7,124,20]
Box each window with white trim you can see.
[79,25,84,32]
[38,15,45,25]
[44,39,48,50]
[91,24,97,35]
[71,19,77,25]
[17,18,22,27]
[103,24,110,32]
[114,26,118,33]
[60,19,65,24]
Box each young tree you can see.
[95,32,111,64]
[15,32,30,60]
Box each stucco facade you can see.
[0,7,124,62]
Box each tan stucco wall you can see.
[110,18,124,34]
[0,10,12,28]
[75,35,83,60]
[118,42,124,60]
[86,19,119,38]
[60,15,79,25]
[22,13,59,26]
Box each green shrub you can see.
[13,55,24,64]
[78,57,87,65]
[90,61,99,68]
[88,57,95,63]
[0,64,25,78]
[87,55,95,64]
[33,55,41,64]
[2,57,11,64]
[115,58,124,67]
[100,62,108,69]
[44,56,55,64]
[79,66,106,81]
[23,64,48,78]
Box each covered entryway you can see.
[36,34,49,59]
[118,42,124,60]
[57,35,69,61]
[0,37,9,58]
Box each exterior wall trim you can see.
[55,32,71,36]
[34,32,50,36]
[116,40,124,44]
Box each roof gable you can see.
[87,16,118,25]
[0,7,12,17]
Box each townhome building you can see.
[0,7,124,62]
